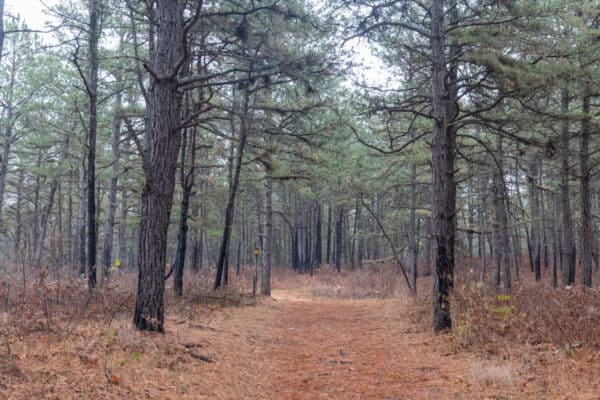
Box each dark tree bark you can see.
[76,165,86,276]
[492,135,511,289]
[409,155,418,295]
[559,88,576,287]
[33,180,58,268]
[261,170,273,295]
[0,41,19,221]
[118,190,128,268]
[335,205,343,273]
[0,0,4,64]
[356,203,364,268]
[134,0,188,332]
[431,0,458,332]
[423,217,432,277]
[539,164,549,271]
[67,171,74,268]
[477,174,488,282]
[510,158,521,280]
[214,90,250,289]
[100,90,122,281]
[315,201,322,266]
[551,192,560,288]
[86,0,100,289]
[580,90,592,287]
[528,158,541,281]
[326,201,332,264]
[14,169,23,259]
[190,204,201,273]
[351,199,359,270]
[499,138,511,289]
[174,127,196,297]
[31,154,42,263]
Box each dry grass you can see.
[0,265,264,399]
[452,264,600,355]
[468,360,515,388]
[272,262,416,300]
[1,262,600,399]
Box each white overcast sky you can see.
[5,0,58,30]
[4,0,393,88]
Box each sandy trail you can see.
[5,287,599,399]
[259,290,472,400]
[216,289,597,400]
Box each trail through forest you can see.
[3,282,600,399]
[178,287,599,400]
[265,290,472,399]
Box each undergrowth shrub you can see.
[307,263,413,299]
[452,278,600,354]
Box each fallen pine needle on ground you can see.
[1,266,600,399]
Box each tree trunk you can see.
[559,88,576,286]
[0,0,4,64]
[214,88,250,289]
[14,169,24,260]
[491,135,511,289]
[335,205,343,273]
[33,180,58,268]
[134,0,186,332]
[190,204,201,273]
[423,217,432,276]
[100,90,122,281]
[261,171,273,295]
[174,128,196,296]
[528,158,541,281]
[326,201,332,264]
[580,90,592,287]
[351,199,359,270]
[67,171,74,268]
[356,202,364,268]
[499,139,511,289]
[478,174,487,282]
[86,0,100,289]
[551,192,560,288]
[431,0,458,332]
[409,156,418,296]
[0,39,18,222]
[76,165,86,276]
[315,201,322,266]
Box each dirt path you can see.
[263,290,473,400]
[5,287,599,399]
[208,289,597,400]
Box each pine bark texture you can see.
[559,88,576,286]
[431,0,458,332]
[87,0,100,289]
[580,91,592,287]
[134,0,186,332]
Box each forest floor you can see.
[2,267,600,399]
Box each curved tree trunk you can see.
[214,82,251,289]
[174,127,196,297]
[33,180,58,268]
